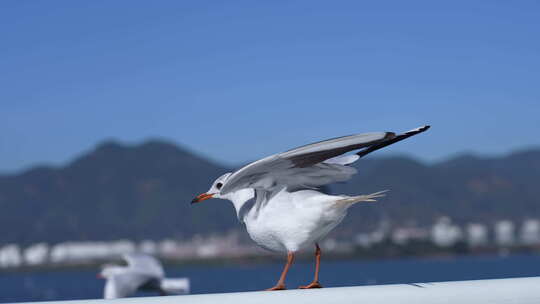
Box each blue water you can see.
[2,254,540,303]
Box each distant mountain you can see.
[332,149,540,234]
[1,140,539,245]
[0,141,234,244]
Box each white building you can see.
[391,227,429,245]
[466,223,489,247]
[520,219,540,245]
[158,239,182,257]
[0,244,22,268]
[494,220,515,246]
[431,217,462,247]
[139,240,158,255]
[354,229,388,248]
[354,233,373,248]
[23,243,49,265]
[50,240,136,263]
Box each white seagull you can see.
[98,253,190,299]
[192,125,430,290]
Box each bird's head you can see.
[191,172,232,204]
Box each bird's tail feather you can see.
[159,278,190,295]
[336,190,388,205]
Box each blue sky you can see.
[1,1,539,173]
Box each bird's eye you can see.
[216,182,223,190]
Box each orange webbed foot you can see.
[299,281,323,289]
[266,284,286,291]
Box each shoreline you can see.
[3,246,539,274]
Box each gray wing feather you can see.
[220,131,394,194]
[281,132,394,167]
[123,253,164,278]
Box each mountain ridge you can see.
[1,139,539,245]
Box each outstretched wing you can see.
[123,253,165,279]
[220,131,394,194]
[220,126,430,195]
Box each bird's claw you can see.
[266,284,286,291]
[299,281,323,289]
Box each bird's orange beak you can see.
[191,193,214,204]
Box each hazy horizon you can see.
[2,135,539,176]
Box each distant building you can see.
[321,238,338,251]
[23,243,49,265]
[158,239,181,257]
[391,227,429,245]
[520,219,540,245]
[320,238,354,253]
[494,220,515,246]
[0,244,22,268]
[466,223,488,247]
[139,240,158,255]
[431,217,462,247]
[354,229,388,248]
[50,240,136,263]
[354,233,372,248]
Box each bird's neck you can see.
[104,277,119,299]
[222,188,255,222]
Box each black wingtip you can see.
[356,125,430,158]
[411,125,430,133]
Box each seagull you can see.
[97,253,190,299]
[192,125,430,290]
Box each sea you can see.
[2,253,540,303]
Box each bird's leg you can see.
[299,243,323,289]
[266,251,295,291]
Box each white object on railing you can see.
[160,278,190,295]
[13,276,540,304]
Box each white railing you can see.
[12,276,540,304]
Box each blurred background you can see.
[1,0,539,302]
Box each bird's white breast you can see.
[243,189,348,253]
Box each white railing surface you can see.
[13,276,540,304]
